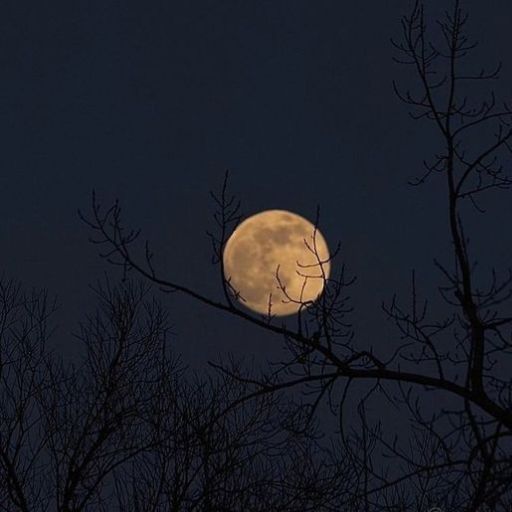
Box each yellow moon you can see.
[222,210,330,316]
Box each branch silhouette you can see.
[80,1,512,509]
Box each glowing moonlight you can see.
[222,210,331,316]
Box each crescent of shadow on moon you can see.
[222,210,331,316]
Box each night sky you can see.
[1,0,511,385]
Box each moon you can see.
[222,210,331,316]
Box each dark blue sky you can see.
[1,0,511,372]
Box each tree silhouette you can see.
[81,1,512,510]
[0,277,354,511]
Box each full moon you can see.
[222,210,331,316]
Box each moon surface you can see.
[222,210,330,316]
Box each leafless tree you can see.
[0,276,354,511]
[80,1,512,510]
[112,358,353,511]
[0,279,56,511]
